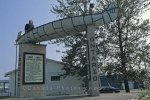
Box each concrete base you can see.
[17,43,47,97]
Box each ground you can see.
[1,89,144,100]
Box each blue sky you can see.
[0,0,65,80]
[0,0,150,80]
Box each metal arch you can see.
[51,22,62,38]
[16,2,118,44]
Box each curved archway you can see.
[16,2,118,97]
[16,3,118,44]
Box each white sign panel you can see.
[23,53,45,84]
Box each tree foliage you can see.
[50,0,150,92]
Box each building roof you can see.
[0,80,9,82]
[5,58,63,77]
[5,69,18,77]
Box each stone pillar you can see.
[87,25,99,96]
[18,43,46,97]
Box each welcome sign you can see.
[87,25,99,95]
[23,53,45,84]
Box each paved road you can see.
[2,89,143,100]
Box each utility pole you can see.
[14,42,18,96]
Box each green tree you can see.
[50,0,91,90]
[98,0,150,92]
[50,0,150,93]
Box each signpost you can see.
[87,25,99,96]
[23,53,45,84]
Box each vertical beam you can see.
[87,25,99,96]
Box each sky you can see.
[0,0,150,80]
[0,0,65,80]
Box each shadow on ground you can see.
[29,95,90,100]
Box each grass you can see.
[139,90,150,100]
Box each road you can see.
[2,89,143,100]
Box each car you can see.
[99,86,120,93]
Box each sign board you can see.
[87,25,99,96]
[23,53,45,84]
